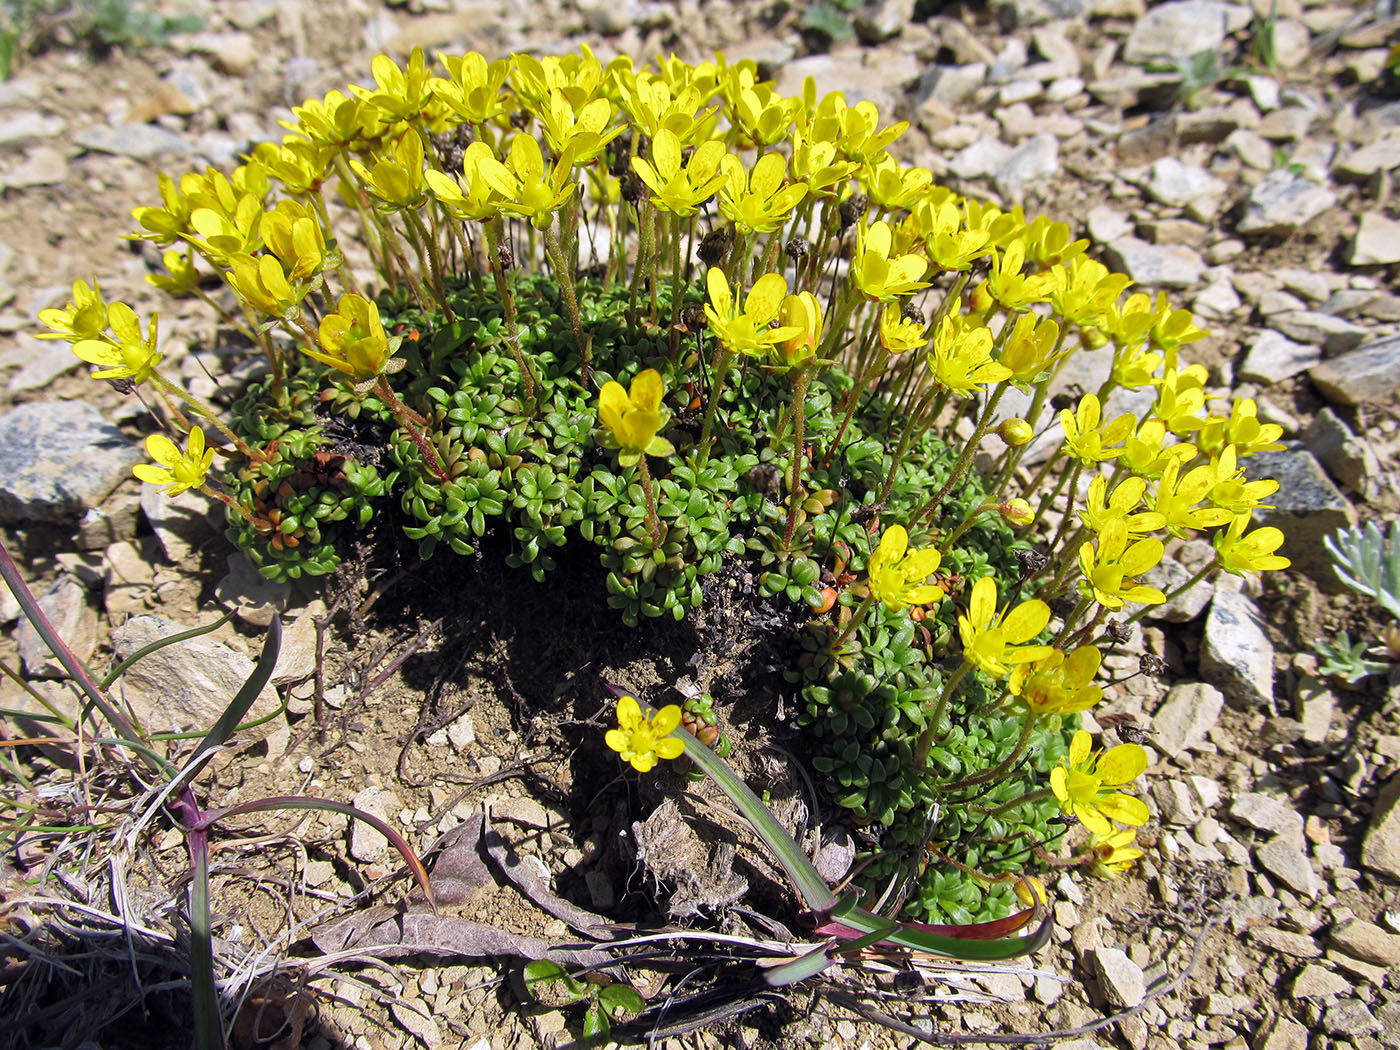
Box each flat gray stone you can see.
[1288,964,1351,1000]
[74,123,194,160]
[1239,329,1321,384]
[348,785,394,862]
[0,145,68,189]
[1152,680,1224,758]
[1305,407,1381,496]
[0,402,141,523]
[1335,132,1400,178]
[0,111,66,149]
[1088,947,1145,1008]
[1309,334,1400,406]
[1330,920,1400,967]
[1351,211,1400,265]
[5,335,81,392]
[1269,310,1368,354]
[1361,774,1400,879]
[992,132,1059,201]
[1231,791,1305,844]
[15,575,97,678]
[1102,236,1206,289]
[1323,999,1381,1038]
[917,63,989,107]
[1249,446,1356,586]
[950,137,1013,180]
[1256,837,1319,898]
[1237,170,1338,235]
[1122,1,1231,64]
[1255,1014,1309,1050]
[1134,156,1227,208]
[1200,581,1275,708]
[108,614,282,737]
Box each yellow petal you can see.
[598,381,628,433]
[651,704,682,735]
[745,272,788,321]
[629,369,664,414]
[1096,743,1147,786]
[615,695,642,729]
[655,737,685,760]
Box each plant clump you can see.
[44,46,1291,925]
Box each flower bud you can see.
[999,498,1034,526]
[997,417,1034,446]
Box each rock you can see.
[993,0,1087,29]
[74,123,192,161]
[0,111,66,149]
[1087,205,1133,243]
[1237,170,1338,235]
[1269,310,1368,355]
[1361,774,1400,879]
[1248,926,1322,958]
[77,492,141,551]
[1153,779,1200,824]
[814,826,857,883]
[1225,128,1274,169]
[1249,447,1355,587]
[949,138,1013,180]
[992,132,1059,201]
[1329,920,1400,967]
[141,483,221,565]
[271,602,326,687]
[916,63,988,107]
[1232,792,1305,844]
[1253,1013,1309,1050]
[5,335,82,393]
[1143,541,1214,622]
[1088,947,1145,1008]
[390,1000,444,1049]
[1351,212,1400,266]
[1257,107,1315,142]
[1335,132,1400,179]
[1122,1,1231,64]
[108,615,283,738]
[1305,408,1380,496]
[1152,681,1224,759]
[177,31,260,75]
[1309,334,1400,406]
[0,402,142,523]
[214,552,290,627]
[447,713,476,750]
[1135,157,1227,209]
[1295,676,1335,745]
[1031,26,1081,77]
[349,785,395,863]
[0,145,68,189]
[1102,236,1206,289]
[1192,276,1242,318]
[1255,838,1319,898]
[1200,580,1274,709]
[15,575,97,679]
[1288,964,1350,999]
[853,0,915,44]
[1323,999,1381,1038]
[1239,330,1321,384]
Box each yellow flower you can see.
[775,291,823,370]
[1213,513,1290,577]
[434,51,512,125]
[1152,365,1210,436]
[1077,519,1166,609]
[1009,646,1103,716]
[1205,445,1279,517]
[789,127,858,197]
[605,695,685,773]
[718,151,807,234]
[1195,397,1285,459]
[1152,296,1208,350]
[537,89,623,165]
[861,153,932,212]
[1151,454,1236,538]
[999,311,1063,385]
[493,133,578,228]
[1059,394,1135,465]
[1110,342,1165,391]
[147,249,200,296]
[38,279,109,342]
[426,142,511,223]
[1050,256,1130,328]
[916,197,991,272]
[1084,827,1144,878]
[703,267,797,357]
[986,239,1058,310]
[133,426,214,497]
[957,577,1053,679]
[878,304,927,355]
[630,129,727,216]
[928,310,1011,393]
[72,302,162,383]
[262,200,329,280]
[1050,729,1149,837]
[350,130,429,211]
[597,368,675,468]
[852,220,930,302]
[1119,419,1193,481]
[226,253,303,318]
[306,293,398,382]
[866,524,945,609]
[1079,476,1166,536]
